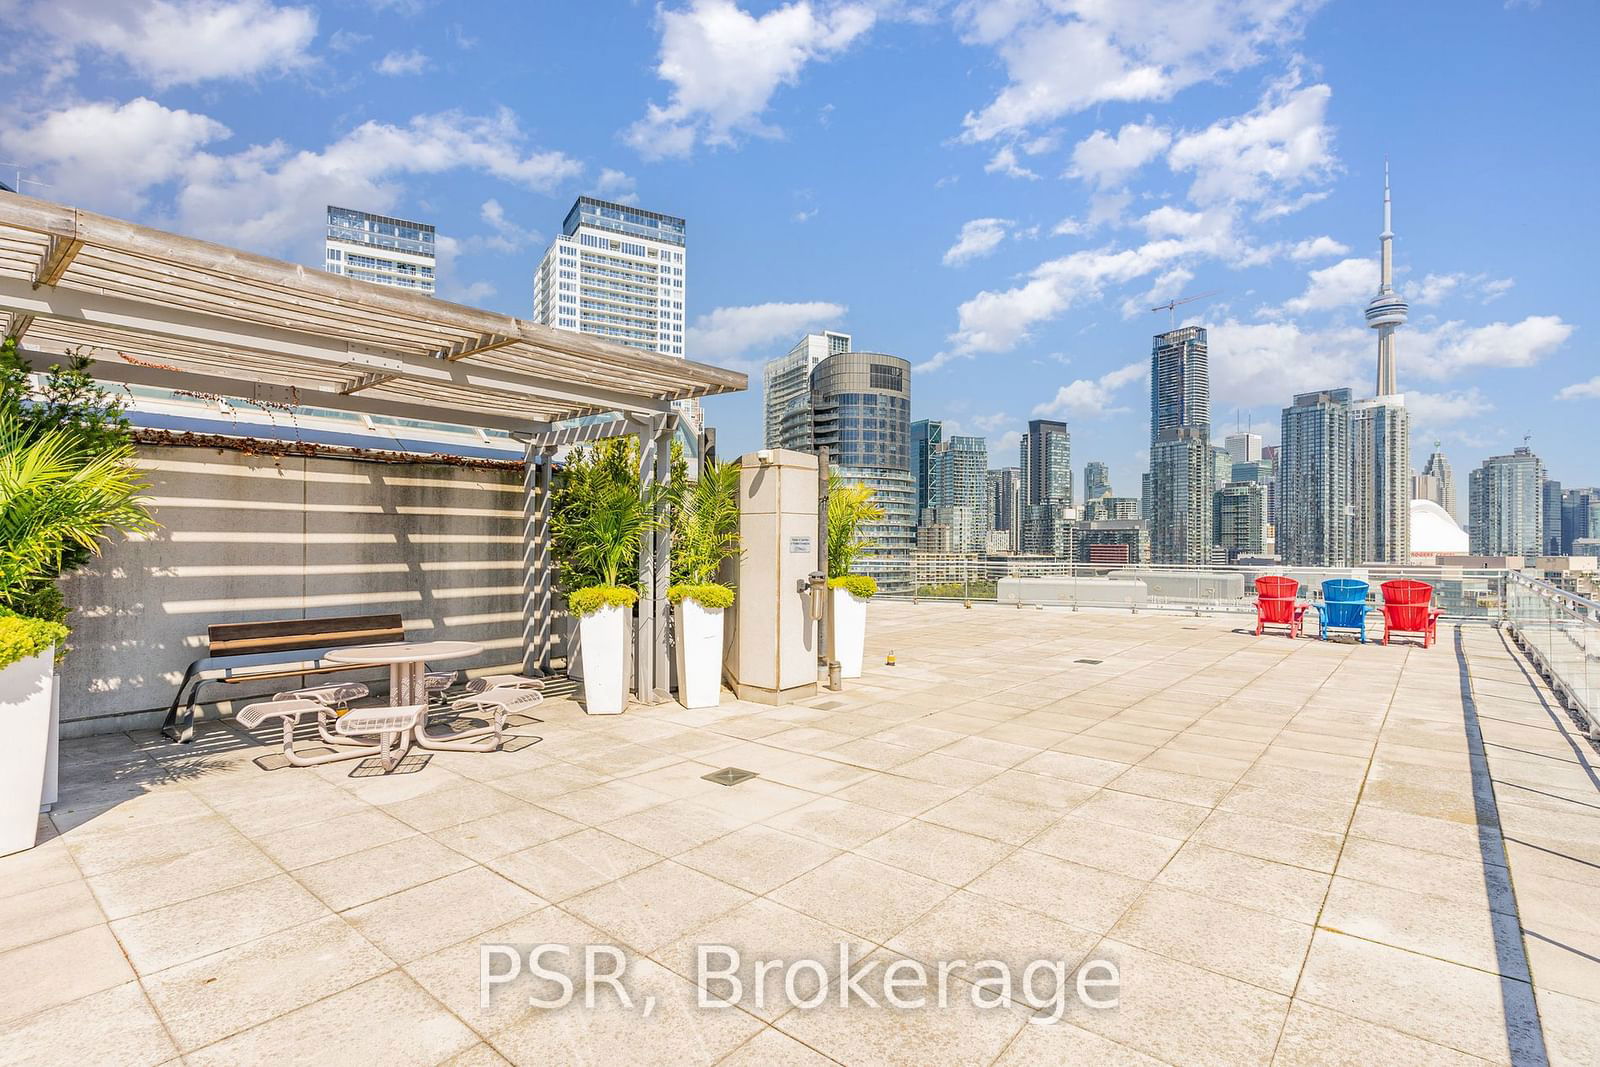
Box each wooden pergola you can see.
[0,193,747,703]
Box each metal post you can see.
[522,444,555,676]
[635,417,659,703]
[816,444,829,666]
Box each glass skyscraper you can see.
[924,435,990,554]
[323,206,436,294]
[1279,389,1353,567]
[1147,326,1211,564]
[1469,447,1545,556]
[1083,461,1112,502]
[763,331,849,448]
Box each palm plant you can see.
[0,411,154,617]
[565,480,660,593]
[826,477,884,579]
[668,459,741,588]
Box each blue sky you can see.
[3,0,1594,504]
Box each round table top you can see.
[323,640,483,665]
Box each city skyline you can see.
[3,2,1594,497]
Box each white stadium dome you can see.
[1411,498,1468,560]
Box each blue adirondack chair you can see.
[1317,579,1371,642]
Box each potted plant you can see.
[0,611,68,855]
[826,479,883,679]
[666,460,740,709]
[559,480,658,715]
[0,343,154,844]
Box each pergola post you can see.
[523,443,555,677]
[653,417,674,698]
[635,416,661,703]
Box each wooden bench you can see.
[162,614,406,743]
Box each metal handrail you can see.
[1495,572,1596,740]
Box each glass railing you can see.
[874,555,1510,622]
[1505,573,1599,739]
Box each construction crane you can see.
[1150,289,1221,329]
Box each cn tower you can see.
[1365,163,1408,396]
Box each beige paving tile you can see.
[60,812,241,878]
[972,768,1099,812]
[141,914,390,1052]
[0,837,82,896]
[1296,929,1542,1063]
[675,824,839,894]
[562,860,754,954]
[1521,919,1600,1005]
[655,897,871,1021]
[0,876,104,954]
[858,819,1013,886]
[185,970,476,1066]
[253,807,418,870]
[764,795,908,850]
[0,981,176,1067]
[488,762,608,803]
[918,790,1058,845]
[488,828,658,902]
[0,924,137,1026]
[886,890,1099,990]
[770,853,953,943]
[429,804,585,862]
[831,774,964,817]
[688,778,820,822]
[1027,815,1184,880]
[1218,784,1356,834]
[378,779,529,832]
[293,833,474,912]
[1538,986,1600,1067]
[1073,788,1210,839]
[1193,809,1344,873]
[111,872,329,974]
[1318,875,1525,978]
[1072,939,1289,1066]
[600,797,749,856]
[967,850,1145,933]
[485,955,762,1065]
[1273,1000,1486,1066]
[718,1026,839,1065]
[1109,884,1312,994]
[83,835,279,920]
[344,866,545,963]
[993,1019,1167,1066]
[1017,750,1129,787]
[773,952,1029,1067]
[1155,841,1331,923]
[1108,765,1232,807]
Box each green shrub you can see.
[829,575,878,599]
[0,610,69,672]
[667,583,735,610]
[569,586,639,617]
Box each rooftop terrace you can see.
[3,603,1597,1065]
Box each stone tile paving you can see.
[1,602,1596,1065]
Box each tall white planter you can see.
[673,599,725,709]
[832,587,869,679]
[1,650,55,857]
[577,604,628,715]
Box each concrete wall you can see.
[59,444,538,736]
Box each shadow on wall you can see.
[60,445,552,736]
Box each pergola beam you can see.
[22,348,548,435]
[341,331,519,394]
[0,277,671,417]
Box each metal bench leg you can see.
[163,664,203,743]
[277,718,383,768]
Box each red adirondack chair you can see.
[1380,579,1442,648]
[1254,576,1307,638]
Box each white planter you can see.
[1,650,55,857]
[577,604,628,715]
[673,599,725,709]
[41,672,60,812]
[832,587,869,679]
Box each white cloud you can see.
[1067,121,1170,187]
[476,199,539,253]
[1052,217,1084,237]
[1557,376,1600,401]
[984,146,1039,180]
[596,168,639,204]
[375,49,429,76]
[24,0,317,88]
[1278,256,1375,315]
[1,99,582,262]
[687,300,847,365]
[1206,318,1367,407]
[1480,277,1514,303]
[1409,315,1573,379]
[1288,235,1348,260]
[958,0,1323,143]
[1167,78,1337,209]
[1406,388,1493,426]
[943,218,1011,266]
[1032,360,1147,418]
[625,0,874,159]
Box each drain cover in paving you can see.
[349,752,433,777]
[1074,658,1102,664]
[702,767,759,787]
